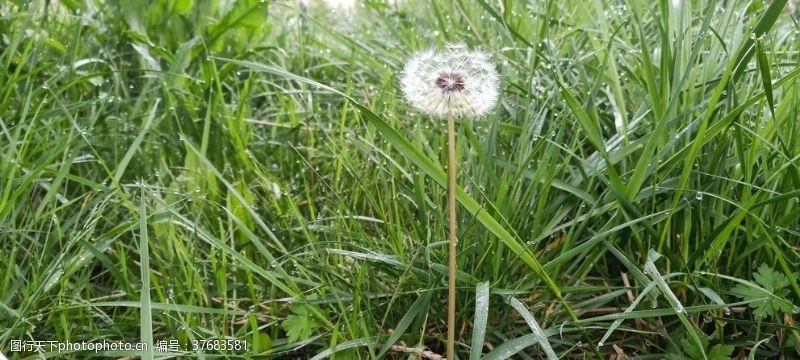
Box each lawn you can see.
[1,0,799,359]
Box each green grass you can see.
[1,0,799,358]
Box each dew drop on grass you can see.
[695,192,703,200]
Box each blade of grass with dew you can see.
[506,296,557,360]
[138,186,154,360]
[470,281,490,360]
[597,281,659,348]
[644,249,706,360]
[755,38,775,119]
[481,334,539,360]
[697,287,731,316]
[731,0,788,81]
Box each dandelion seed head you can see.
[435,71,466,92]
[400,44,499,118]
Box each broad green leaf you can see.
[282,304,321,343]
[730,264,794,320]
[207,0,268,45]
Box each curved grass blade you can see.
[506,297,557,360]
[470,281,490,360]
[481,334,537,360]
[376,291,431,358]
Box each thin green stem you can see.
[447,113,457,360]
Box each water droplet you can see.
[695,192,704,200]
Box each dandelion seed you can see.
[400,44,499,118]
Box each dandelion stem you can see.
[446,113,457,360]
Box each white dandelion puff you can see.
[400,44,499,118]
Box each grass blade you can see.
[506,296,557,360]
[755,38,775,119]
[138,186,154,360]
[376,291,431,358]
[469,281,490,360]
[113,99,159,183]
